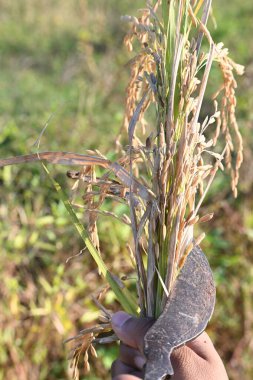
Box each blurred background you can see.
[0,1,252,379]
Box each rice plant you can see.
[0,0,243,377]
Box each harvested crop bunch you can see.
[0,0,243,378]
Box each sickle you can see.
[144,245,216,380]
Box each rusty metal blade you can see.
[144,245,216,380]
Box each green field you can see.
[0,1,252,379]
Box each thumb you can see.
[111,312,153,353]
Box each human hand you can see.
[111,311,228,380]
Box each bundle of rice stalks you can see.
[0,0,244,376]
[119,0,244,317]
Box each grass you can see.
[0,1,252,379]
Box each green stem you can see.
[42,163,138,316]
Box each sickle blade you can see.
[144,245,216,380]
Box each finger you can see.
[111,359,142,379]
[171,337,228,380]
[186,332,229,377]
[111,312,153,352]
[186,332,220,361]
[171,344,198,367]
[119,343,146,370]
[168,332,212,370]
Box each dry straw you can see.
[0,0,244,376]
